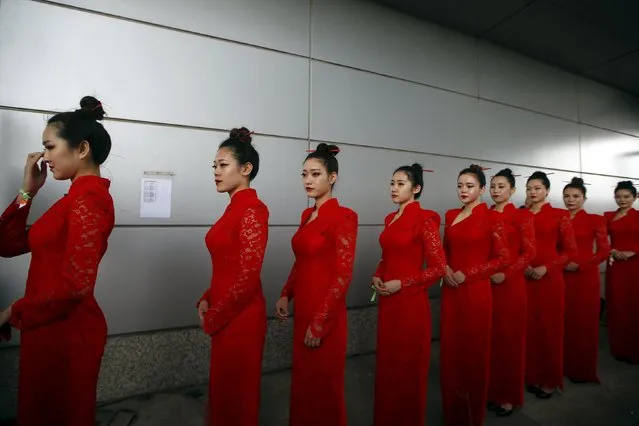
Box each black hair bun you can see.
[411,163,423,171]
[570,177,585,186]
[469,164,483,173]
[502,168,513,176]
[616,180,634,189]
[229,127,253,144]
[316,143,340,156]
[78,96,105,121]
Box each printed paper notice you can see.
[140,178,172,218]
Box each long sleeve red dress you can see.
[198,188,269,426]
[525,203,577,391]
[564,211,610,382]
[488,203,536,408]
[0,175,114,426]
[372,202,447,426]
[280,198,358,426]
[441,202,510,426]
[604,208,639,364]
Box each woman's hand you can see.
[275,297,289,320]
[304,326,321,348]
[564,262,579,272]
[443,265,458,288]
[491,273,505,284]
[197,300,209,328]
[529,266,547,280]
[380,279,401,296]
[0,305,12,327]
[22,152,47,195]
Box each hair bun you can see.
[316,143,340,156]
[570,177,584,186]
[411,163,423,171]
[229,127,253,144]
[502,168,513,176]
[469,164,483,173]
[78,96,105,121]
[617,180,634,189]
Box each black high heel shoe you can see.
[486,402,498,411]
[535,389,554,399]
[526,385,541,394]
[494,406,514,417]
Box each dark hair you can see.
[305,143,340,176]
[564,177,587,196]
[394,163,424,199]
[459,164,486,188]
[219,127,259,181]
[615,180,637,197]
[493,168,516,188]
[47,96,111,165]
[527,171,550,189]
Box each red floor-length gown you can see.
[525,204,577,390]
[604,208,639,364]
[373,202,447,426]
[198,188,269,426]
[280,198,358,426]
[488,203,535,408]
[441,203,510,426]
[564,211,610,382]
[0,176,114,426]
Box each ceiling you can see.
[374,0,639,97]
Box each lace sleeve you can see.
[462,219,510,282]
[400,218,446,287]
[586,215,610,266]
[547,213,577,271]
[310,210,358,338]
[0,200,32,258]
[281,261,297,300]
[203,206,269,335]
[10,193,112,330]
[504,213,536,279]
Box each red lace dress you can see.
[488,203,535,407]
[0,175,114,426]
[564,211,609,382]
[198,188,269,426]
[441,203,509,426]
[604,208,639,363]
[372,202,447,426]
[280,198,358,426]
[525,203,577,390]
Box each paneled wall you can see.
[1,0,638,334]
[0,0,638,412]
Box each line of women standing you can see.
[0,106,637,426]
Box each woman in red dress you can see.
[487,168,536,417]
[604,180,639,364]
[371,163,447,426]
[524,171,577,399]
[0,96,115,426]
[196,127,269,426]
[441,164,510,426]
[275,143,358,426]
[562,177,610,382]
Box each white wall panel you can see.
[479,162,576,209]
[0,110,308,226]
[580,126,639,179]
[348,225,383,307]
[578,78,639,137]
[478,42,578,121]
[49,0,311,56]
[476,100,581,170]
[312,0,478,95]
[311,61,479,154]
[0,0,309,138]
[309,142,476,223]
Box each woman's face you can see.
[42,124,91,180]
[390,171,419,205]
[457,173,484,205]
[526,179,549,204]
[615,189,636,210]
[563,187,585,212]
[213,147,251,193]
[490,176,515,205]
[302,158,335,199]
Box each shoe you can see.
[494,406,514,417]
[526,385,541,394]
[535,389,554,399]
[486,402,498,411]
[568,377,588,384]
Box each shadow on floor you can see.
[95,328,639,426]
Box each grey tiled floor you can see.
[96,327,639,426]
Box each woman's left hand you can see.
[304,326,321,348]
[380,279,401,296]
[0,306,12,327]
